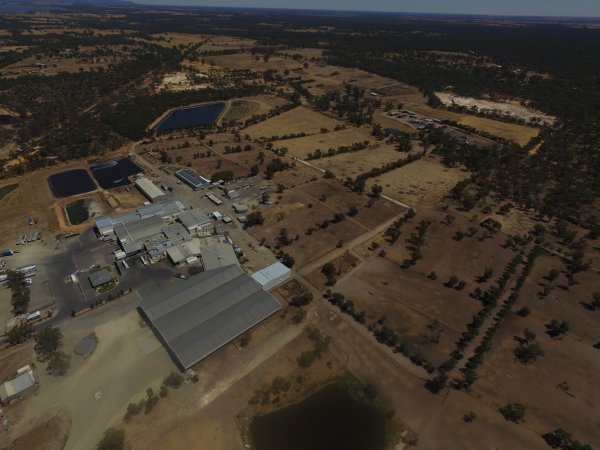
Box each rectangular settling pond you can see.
[48,169,97,198]
[154,102,226,132]
[90,158,143,189]
[250,384,385,450]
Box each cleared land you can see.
[244,107,343,139]
[367,158,468,208]
[458,116,539,146]
[471,253,599,446]
[272,126,373,159]
[221,96,288,123]
[294,178,402,230]
[310,144,404,181]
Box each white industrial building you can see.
[135,177,166,202]
[251,262,291,291]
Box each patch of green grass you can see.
[0,183,18,200]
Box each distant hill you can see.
[0,0,136,7]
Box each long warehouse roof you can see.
[139,264,281,370]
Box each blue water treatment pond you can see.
[154,102,226,132]
[250,384,385,450]
[48,169,97,198]
[90,158,143,189]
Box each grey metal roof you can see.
[178,210,211,230]
[139,265,281,370]
[88,269,113,288]
[199,243,239,271]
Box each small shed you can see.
[88,268,113,288]
[232,203,248,214]
[0,367,38,405]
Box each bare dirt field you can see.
[272,126,373,159]
[334,256,481,366]
[436,92,556,124]
[458,115,540,146]
[310,143,404,181]
[0,407,71,450]
[209,53,304,72]
[250,194,365,268]
[294,178,402,230]
[244,106,343,139]
[383,209,518,286]
[367,158,468,208]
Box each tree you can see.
[427,319,445,344]
[96,428,125,450]
[347,205,358,216]
[211,170,234,183]
[514,342,544,364]
[478,267,494,282]
[546,319,570,338]
[46,350,71,376]
[463,411,477,423]
[34,327,63,362]
[245,211,264,227]
[280,253,295,268]
[445,275,459,288]
[516,306,531,317]
[591,292,600,310]
[6,322,33,344]
[371,184,383,198]
[163,372,183,389]
[542,428,592,450]
[499,403,526,423]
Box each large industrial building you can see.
[135,177,166,202]
[95,201,184,236]
[139,264,282,370]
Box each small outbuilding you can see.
[88,268,113,288]
[0,366,38,405]
[251,262,291,291]
[232,203,248,214]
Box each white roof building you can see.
[251,262,291,291]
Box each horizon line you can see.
[129,2,600,20]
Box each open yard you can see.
[367,158,469,208]
[244,106,343,139]
[221,95,288,124]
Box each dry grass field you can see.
[244,106,343,139]
[221,95,288,123]
[310,143,404,181]
[272,126,373,159]
[458,116,539,146]
[294,178,402,230]
[367,158,468,208]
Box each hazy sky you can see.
[136,0,600,17]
